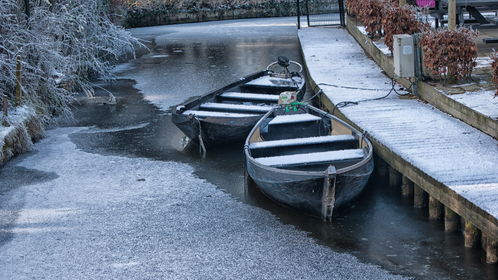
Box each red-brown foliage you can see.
[420,28,478,83]
[382,5,428,51]
[490,50,498,97]
[358,0,384,36]
[345,0,362,17]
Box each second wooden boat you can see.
[172,57,305,149]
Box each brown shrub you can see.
[490,50,498,97]
[420,28,478,83]
[382,5,428,51]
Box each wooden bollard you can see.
[485,237,498,264]
[464,221,479,248]
[388,166,401,187]
[428,196,443,220]
[444,207,459,232]
[413,184,427,208]
[401,176,413,197]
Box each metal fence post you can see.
[306,0,310,27]
[339,0,345,27]
[297,0,301,29]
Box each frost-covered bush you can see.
[421,28,477,83]
[116,0,296,11]
[0,0,140,117]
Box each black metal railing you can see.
[297,0,345,28]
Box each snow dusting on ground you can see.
[299,27,498,220]
[0,127,405,279]
[446,89,498,120]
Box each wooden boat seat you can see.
[200,102,273,113]
[183,110,259,118]
[249,135,356,149]
[269,113,321,125]
[254,149,365,167]
[220,92,279,102]
[263,113,325,141]
[243,76,300,89]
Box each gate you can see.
[297,0,345,28]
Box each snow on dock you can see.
[298,28,498,221]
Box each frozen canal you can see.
[0,17,495,279]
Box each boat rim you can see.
[244,104,374,177]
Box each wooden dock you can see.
[298,27,498,263]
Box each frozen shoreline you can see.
[0,127,405,279]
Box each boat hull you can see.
[245,156,374,217]
[172,113,262,146]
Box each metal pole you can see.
[306,0,311,27]
[297,0,301,29]
[339,0,345,27]
[412,33,423,96]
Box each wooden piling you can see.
[1,94,8,127]
[413,184,427,208]
[388,166,401,187]
[464,221,479,248]
[485,237,498,264]
[375,156,387,177]
[444,207,459,232]
[448,0,457,29]
[15,55,22,106]
[401,176,413,197]
[428,196,443,220]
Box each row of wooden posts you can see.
[376,158,498,264]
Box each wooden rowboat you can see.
[244,103,374,221]
[172,58,305,149]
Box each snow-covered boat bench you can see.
[200,102,273,113]
[220,92,280,102]
[254,149,365,167]
[183,110,259,118]
[249,135,356,149]
[243,76,302,90]
[269,113,322,125]
[264,113,324,141]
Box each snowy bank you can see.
[0,106,44,166]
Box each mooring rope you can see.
[194,117,207,158]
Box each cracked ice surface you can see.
[0,127,404,279]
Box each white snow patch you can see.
[269,113,321,125]
[255,149,364,166]
[446,89,498,119]
[249,135,356,149]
